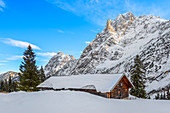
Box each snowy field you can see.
[0,91,170,113]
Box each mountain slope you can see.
[48,12,170,95]
[44,52,76,77]
[0,71,19,82]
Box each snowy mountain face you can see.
[44,52,76,77]
[47,12,170,96]
[0,71,19,82]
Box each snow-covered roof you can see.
[37,74,131,93]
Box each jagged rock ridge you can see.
[46,12,170,96]
[44,52,76,77]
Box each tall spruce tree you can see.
[19,45,40,91]
[130,55,146,98]
[0,80,4,91]
[8,76,12,92]
[12,81,17,92]
[39,66,46,83]
[167,89,170,100]
[4,79,8,91]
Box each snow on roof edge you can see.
[37,74,132,93]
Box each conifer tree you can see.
[163,92,166,99]
[8,76,12,92]
[148,95,151,99]
[160,93,163,99]
[0,80,4,91]
[167,89,170,100]
[4,79,8,91]
[130,55,146,98]
[155,93,160,100]
[19,45,40,91]
[12,81,17,92]
[39,66,46,83]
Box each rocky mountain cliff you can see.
[0,71,19,82]
[45,12,170,96]
[44,52,75,77]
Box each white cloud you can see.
[2,38,41,50]
[90,29,100,33]
[38,59,49,62]
[37,52,57,57]
[57,29,64,33]
[0,0,5,7]
[0,0,5,12]
[7,55,23,60]
[47,0,170,26]
[0,63,5,66]
[47,0,126,26]
[85,41,91,44]
[0,60,8,62]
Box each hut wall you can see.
[110,76,130,99]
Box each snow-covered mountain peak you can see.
[46,13,170,97]
[0,71,19,82]
[44,52,75,77]
[115,12,134,21]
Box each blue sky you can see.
[0,0,170,73]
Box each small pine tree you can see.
[155,93,160,100]
[160,93,163,99]
[130,55,146,98]
[4,79,9,92]
[0,80,4,91]
[13,81,17,91]
[39,66,46,83]
[19,45,40,91]
[8,76,12,92]
[148,95,151,99]
[167,89,170,100]
[163,92,166,100]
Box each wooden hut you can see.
[37,74,133,99]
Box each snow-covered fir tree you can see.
[19,45,40,91]
[130,55,146,98]
[39,66,46,83]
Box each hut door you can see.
[118,89,122,98]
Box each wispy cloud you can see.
[56,29,74,34]
[7,55,23,60]
[0,60,8,62]
[57,29,64,33]
[0,0,5,12]
[124,0,170,18]
[0,63,5,66]
[90,29,100,33]
[47,0,170,26]
[37,52,57,57]
[85,41,91,44]
[1,38,41,50]
[38,59,49,62]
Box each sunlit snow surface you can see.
[0,91,170,113]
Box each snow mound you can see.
[0,91,170,113]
